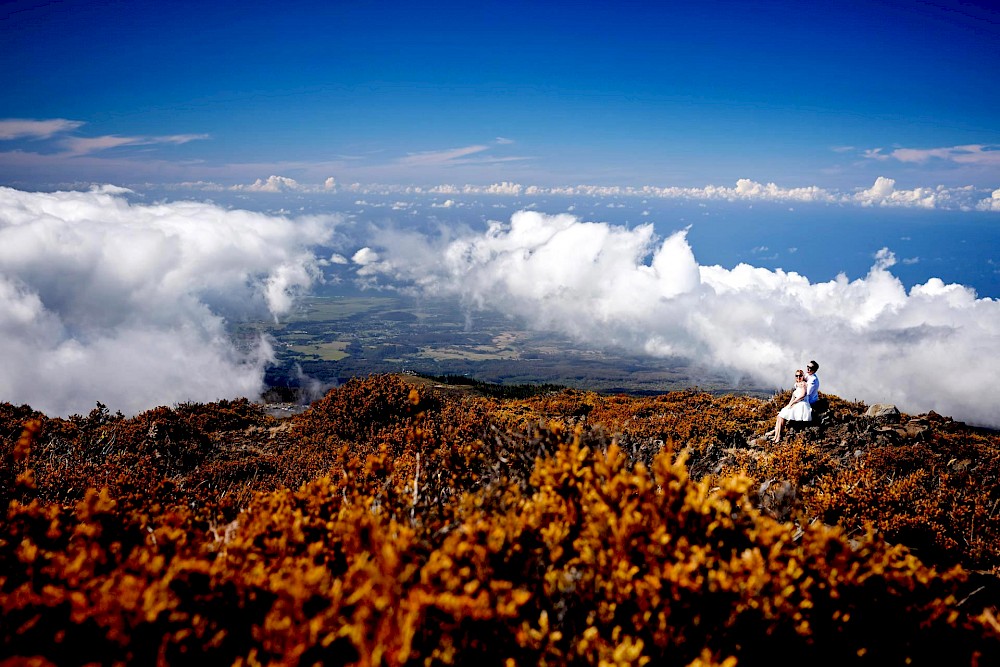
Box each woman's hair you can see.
[795,369,805,379]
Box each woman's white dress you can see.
[778,386,812,422]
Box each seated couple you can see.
[773,360,820,443]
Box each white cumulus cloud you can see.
[231,175,306,193]
[474,181,523,195]
[0,186,336,417]
[352,247,381,270]
[977,189,1000,212]
[852,176,948,208]
[358,210,1000,427]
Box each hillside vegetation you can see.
[2,374,999,665]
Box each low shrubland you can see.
[2,375,998,665]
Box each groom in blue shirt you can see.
[805,360,820,405]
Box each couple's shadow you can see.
[788,396,830,430]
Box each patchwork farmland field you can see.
[244,295,768,398]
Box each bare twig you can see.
[410,452,421,523]
[957,585,985,608]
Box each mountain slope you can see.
[2,374,998,665]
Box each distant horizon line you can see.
[5,175,998,213]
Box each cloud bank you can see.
[0,186,334,416]
[356,210,1000,427]
[5,185,996,424]
[978,188,1000,212]
[211,176,998,212]
[229,175,339,193]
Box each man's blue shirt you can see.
[806,373,820,404]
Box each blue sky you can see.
[1,0,998,191]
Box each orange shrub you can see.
[2,375,999,665]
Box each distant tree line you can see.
[418,373,566,399]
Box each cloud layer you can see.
[213,175,999,212]
[0,117,209,157]
[0,118,85,140]
[4,185,997,426]
[61,133,208,157]
[864,144,1000,166]
[0,187,334,416]
[356,210,1000,427]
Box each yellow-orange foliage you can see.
[2,375,998,665]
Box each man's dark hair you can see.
[807,360,819,372]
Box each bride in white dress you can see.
[773,370,812,442]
